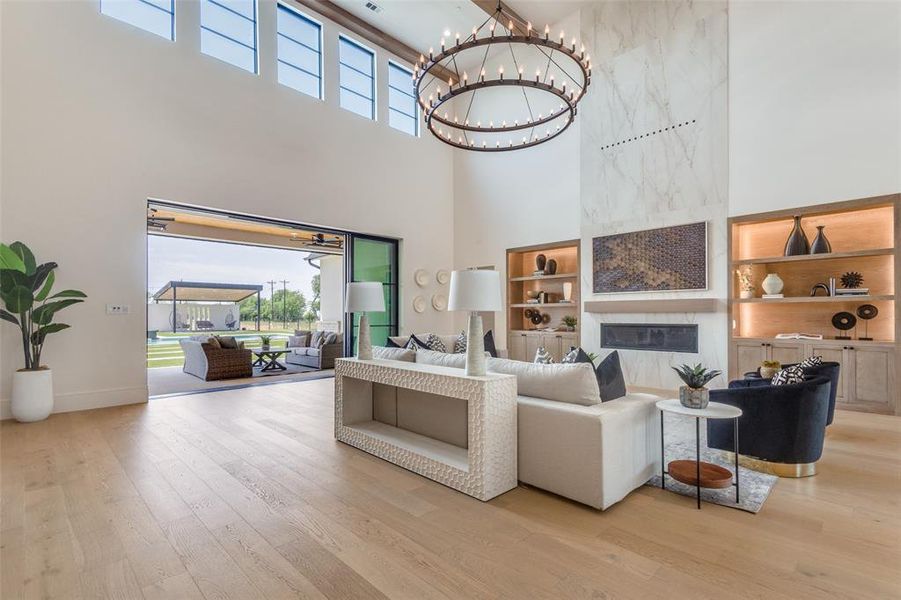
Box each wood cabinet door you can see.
[508,333,527,362]
[850,346,895,410]
[524,334,540,362]
[734,341,767,378]
[809,344,848,404]
[769,342,805,366]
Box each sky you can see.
[148,235,320,301]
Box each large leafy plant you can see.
[0,242,86,370]
[672,363,721,389]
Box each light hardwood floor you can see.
[2,378,900,599]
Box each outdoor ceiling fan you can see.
[147,209,175,231]
[290,232,343,249]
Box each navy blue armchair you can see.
[744,362,840,425]
[707,376,832,472]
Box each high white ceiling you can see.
[330,0,586,57]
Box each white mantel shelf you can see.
[584,299,722,313]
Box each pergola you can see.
[152,281,262,332]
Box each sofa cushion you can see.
[217,336,239,349]
[596,351,627,402]
[387,335,406,348]
[207,336,222,349]
[288,334,310,348]
[415,349,468,369]
[306,348,321,357]
[404,334,431,351]
[487,358,601,406]
[372,346,416,362]
[291,348,309,356]
[310,331,324,348]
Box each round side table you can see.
[656,399,743,509]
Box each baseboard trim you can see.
[0,385,148,421]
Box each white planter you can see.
[762,273,784,295]
[11,369,54,422]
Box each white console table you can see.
[334,358,518,501]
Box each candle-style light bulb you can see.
[544,24,549,39]
[480,68,486,82]
[489,23,495,36]
[562,81,567,92]
[527,22,532,35]
[518,66,524,80]
[508,19,513,34]
[463,71,468,84]
[571,37,576,51]
[429,47,434,60]
[482,141,487,148]
[535,68,540,82]
[419,53,425,64]
[581,45,586,59]
[498,65,504,79]
[440,38,445,52]
[472,26,477,37]
[455,32,460,45]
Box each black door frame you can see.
[343,233,400,355]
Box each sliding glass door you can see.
[345,235,399,352]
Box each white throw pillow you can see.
[414,348,468,369]
[486,358,601,406]
[372,346,416,362]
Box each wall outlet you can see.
[106,304,130,315]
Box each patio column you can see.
[256,291,261,331]
[172,286,177,333]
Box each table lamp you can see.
[345,281,385,360]
[448,269,502,376]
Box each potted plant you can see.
[259,335,271,350]
[735,267,755,299]
[672,363,722,409]
[0,242,86,422]
[760,360,781,379]
[561,315,577,332]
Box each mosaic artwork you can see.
[593,222,707,293]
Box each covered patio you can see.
[151,281,262,332]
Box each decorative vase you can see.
[783,216,810,256]
[761,273,784,295]
[562,282,573,302]
[760,366,780,379]
[679,386,709,409]
[261,344,270,351]
[810,225,832,254]
[546,259,557,275]
[535,254,547,272]
[739,289,754,299]
[11,369,53,422]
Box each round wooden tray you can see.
[668,460,733,489]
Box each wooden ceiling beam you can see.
[289,0,457,82]
[470,1,531,36]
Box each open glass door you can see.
[345,235,399,353]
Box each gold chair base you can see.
[722,452,817,478]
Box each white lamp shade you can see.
[345,281,385,313]
[448,270,502,312]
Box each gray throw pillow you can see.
[217,336,238,349]
[534,347,555,364]
[772,365,804,385]
[453,331,467,354]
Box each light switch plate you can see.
[106,304,130,315]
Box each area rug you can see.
[645,412,778,513]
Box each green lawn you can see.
[146,329,299,369]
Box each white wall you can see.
[318,254,344,324]
[0,0,454,415]
[452,9,582,339]
[729,0,900,215]
[147,302,238,331]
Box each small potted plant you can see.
[672,363,722,409]
[260,335,271,350]
[561,315,577,332]
[735,267,755,299]
[760,360,781,379]
[0,241,86,422]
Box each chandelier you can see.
[413,3,591,152]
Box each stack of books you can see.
[835,288,869,296]
[762,293,784,299]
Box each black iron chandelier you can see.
[413,3,591,152]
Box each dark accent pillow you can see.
[207,336,222,349]
[386,337,402,348]
[217,336,238,349]
[772,365,804,385]
[404,334,430,351]
[561,346,593,365]
[596,351,627,402]
[483,330,498,358]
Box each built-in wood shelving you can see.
[509,273,579,282]
[734,294,894,304]
[510,302,577,308]
[731,247,894,266]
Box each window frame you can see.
[100,0,176,41]
[275,2,323,100]
[387,60,420,137]
[338,34,376,121]
[199,0,259,75]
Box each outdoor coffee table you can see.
[251,348,289,372]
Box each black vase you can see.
[546,259,557,275]
[535,254,547,272]
[783,216,810,256]
[810,225,832,254]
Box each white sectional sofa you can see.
[373,346,661,510]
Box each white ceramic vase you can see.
[761,273,784,295]
[11,369,54,422]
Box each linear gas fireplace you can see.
[601,323,698,353]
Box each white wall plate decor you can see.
[431,293,447,311]
[412,295,426,313]
[414,269,430,287]
[436,269,450,285]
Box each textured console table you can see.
[334,358,518,501]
